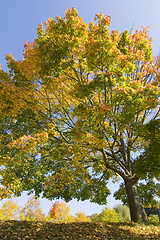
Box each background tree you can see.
[91,206,119,223]
[48,201,74,223]
[20,195,45,221]
[74,211,91,222]
[90,213,99,222]
[0,8,159,222]
[49,201,61,220]
[0,199,20,220]
[114,204,131,222]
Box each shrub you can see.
[147,214,159,224]
[114,204,131,222]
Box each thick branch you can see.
[101,148,126,180]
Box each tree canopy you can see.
[0,7,159,222]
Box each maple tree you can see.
[0,7,160,222]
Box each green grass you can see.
[0,220,159,239]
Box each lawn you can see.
[0,221,159,239]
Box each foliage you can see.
[114,180,160,208]
[74,211,91,222]
[90,213,99,222]
[49,201,60,220]
[135,119,160,180]
[147,214,159,224]
[91,206,120,223]
[145,206,160,223]
[49,200,91,223]
[0,198,91,223]
[0,221,159,239]
[0,199,20,220]
[48,201,74,223]
[20,195,45,221]
[114,204,131,222]
[0,7,160,222]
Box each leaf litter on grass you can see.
[0,221,159,239]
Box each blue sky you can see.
[0,0,160,216]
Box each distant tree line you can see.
[0,196,159,223]
[0,196,90,222]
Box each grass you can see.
[0,220,159,239]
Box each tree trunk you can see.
[125,177,146,222]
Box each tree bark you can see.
[124,177,146,222]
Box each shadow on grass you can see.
[0,221,159,239]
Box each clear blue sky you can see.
[0,0,160,216]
